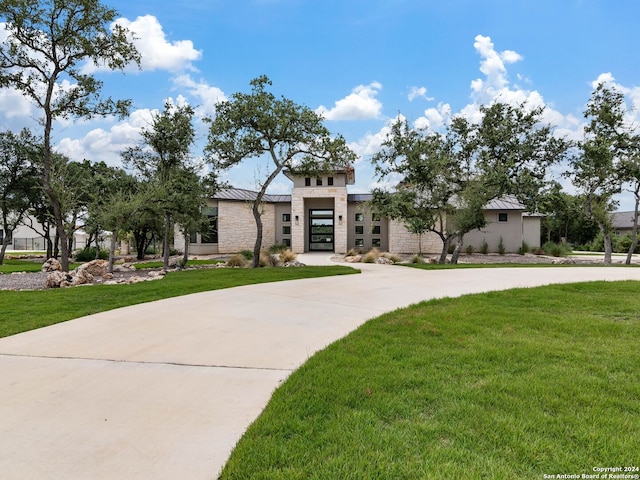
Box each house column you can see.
[291,189,305,253]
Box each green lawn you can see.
[220,281,640,479]
[0,266,357,338]
[0,259,82,273]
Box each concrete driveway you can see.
[1,256,640,479]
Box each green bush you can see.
[498,237,505,255]
[240,250,254,260]
[465,244,475,255]
[517,241,530,255]
[480,239,489,254]
[447,243,456,254]
[614,233,640,254]
[74,247,108,262]
[268,243,287,254]
[542,241,570,257]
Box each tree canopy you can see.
[0,0,140,270]
[206,75,357,267]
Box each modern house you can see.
[179,168,541,256]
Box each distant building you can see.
[611,211,639,236]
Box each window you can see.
[355,225,364,235]
[372,212,381,222]
[316,178,322,186]
[282,213,291,222]
[355,213,364,222]
[372,238,381,248]
[355,238,364,247]
[498,213,508,222]
[305,177,311,186]
[327,177,334,186]
[283,238,291,247]
[201,206,218,243]
[372,225,381,235]
[283,226,291,235]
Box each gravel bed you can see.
[0,271,50,291]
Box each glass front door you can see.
[309,209,334,251]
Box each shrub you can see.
[480,239,489,254]
[279,249,297,263]
[240,250,254,260]
[381,252,402,263]
[542,241,570,257]
[498,237,505,255]
[259,250,279,267]
[614,233,640,254]
[268,243,287,254]
[410,254,425,264]
[75,247,108,262]
[362,248,380,263]
[447,243,456,254]
[226,254,248,267]
[465,244,475,255]
[517,241,530,255]
[345,249,358,257]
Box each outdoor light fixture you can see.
[295,215,299,225]
[338,215,343,225]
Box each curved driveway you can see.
[1,256,640,479]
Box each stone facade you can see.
[217,201,276,254]
[388,220,443,254]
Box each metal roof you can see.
[611,211,639,229]
[214,188,526,211]
[213,188,291,203]
[483,195,526,211]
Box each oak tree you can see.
[0,0,140,270]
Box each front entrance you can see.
[309,209,334,251]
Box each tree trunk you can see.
[603,232,612,265]
[181,231,190,269]
[450,233,464,264]
[438,236,451,264]
[252,202,263,268]
[163,213,172,269]
[108,230,118,274]
[626,197,639,265]
[0,237,9,265]
[43,104,70,271]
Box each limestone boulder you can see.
[45,271,70,288]
[78,259,108,277]
[71,268,94,286]
[344,255,362,263]
[41,258,62,273]
[113,263,136,272]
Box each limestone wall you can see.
[217,201,276,253]
[388,220,443,254]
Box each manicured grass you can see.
[132,259,224,269]
[220,281,640,479]
[0,266,357,338]
[0,259,81,273]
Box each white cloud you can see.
[316,82,383,121]
[470,34,523,104]
[414,103,452,130]
[83,15,202,74]
[408,86,433,102]
[55,108,156,166]
[172,75,227,117]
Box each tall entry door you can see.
[309,209,334,251]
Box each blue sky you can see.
[1,0,639,208]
